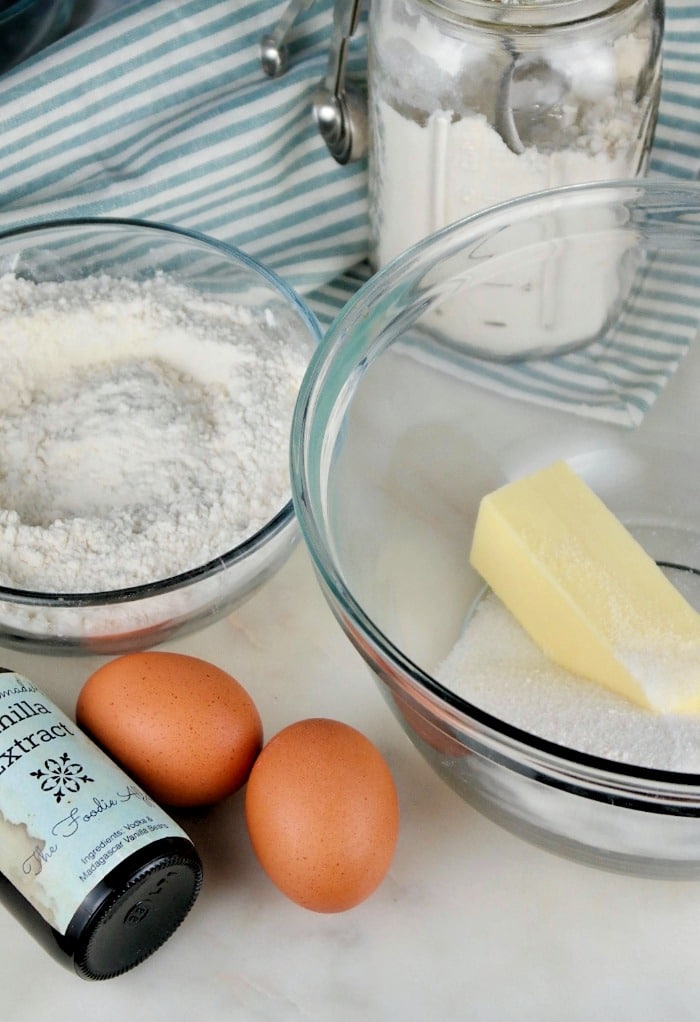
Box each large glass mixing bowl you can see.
[291,179,700,878]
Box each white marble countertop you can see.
[2,3,699,1017]
[1,541,700,1020]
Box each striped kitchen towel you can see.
[0,0,697,426]
[0,0,368,315]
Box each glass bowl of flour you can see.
[291,179,700,879]
[0,217,321,653]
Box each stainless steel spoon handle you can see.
[260,0,368,165]
[321,0,363,98]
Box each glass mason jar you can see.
[368,0,664,270]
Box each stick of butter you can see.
[469,460,700,714]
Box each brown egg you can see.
[76,652,263,807]
[245,717,399,912]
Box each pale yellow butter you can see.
[469,460,700,714]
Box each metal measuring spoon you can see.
[312,0,367,164]
[261,0,368,164]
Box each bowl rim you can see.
[0,214,323,606]
[291,178,700,791]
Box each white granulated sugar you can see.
[436,591,700,772]
[0,272,311,594]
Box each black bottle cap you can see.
[71,844,203,981]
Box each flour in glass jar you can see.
[0,272,312,594]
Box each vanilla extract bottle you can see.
[0,668,203,980]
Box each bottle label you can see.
[0,672,192,934]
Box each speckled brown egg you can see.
[76,651,263,807]
[244,717,399,912]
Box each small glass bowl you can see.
[291,179,700,878]
[0,217,321,654]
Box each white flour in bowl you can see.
[0,272,311,594]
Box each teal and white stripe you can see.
[649,1,700,181]
[0,0,697,424]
